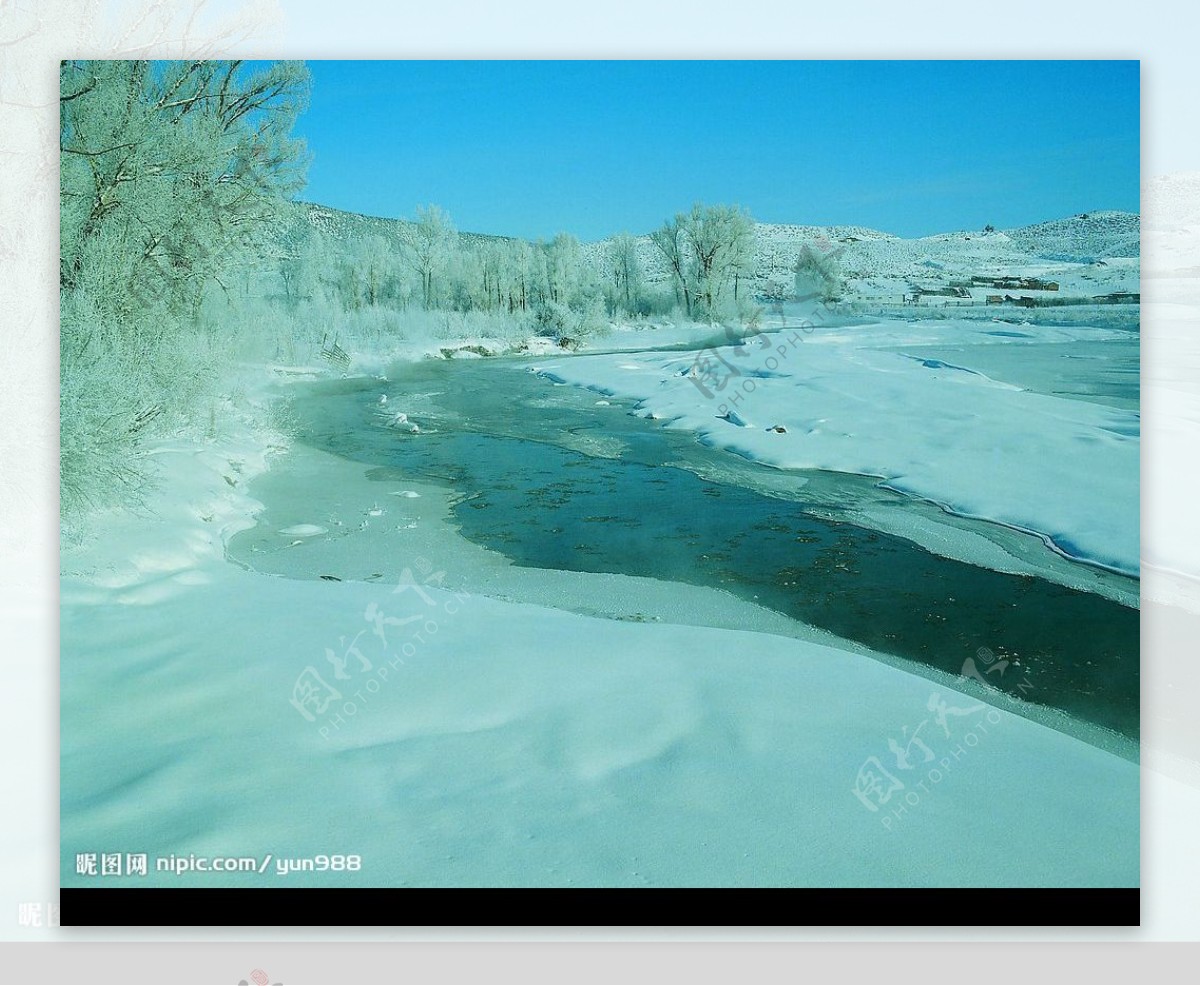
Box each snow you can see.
[57,213,1144,893]
[579,211,1140,306]
[279,523,326,537]
[533,318,1139,578]
[60,411,1138,889]
[1004,211,1141,263]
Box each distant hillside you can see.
[291,201,511,250]
[578,211,1140,296]
[1003,211,1140,262]
[285,201,1139,301]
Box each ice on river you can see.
[536,318,1139,577]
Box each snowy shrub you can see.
[530,296,610,347]
[575,293,611,339]
[532,299,576,341]
[60,290,242,518]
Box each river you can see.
[229,345,1140,745]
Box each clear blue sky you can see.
[294,60,1139,241]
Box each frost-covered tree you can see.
[681,203,754,316]
[504,239,533,313]
[543,233,583,306]
[482,239,533,314]
[651,203,755,319]
[61,60,309,316]
[357,234,402,307]
[473,242,501,311]
[721,209,756,302]
[60,59,310,515]
[606,232,643,314]
[649,213,692,315]
[403,204,455,308]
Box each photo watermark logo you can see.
[852,647,1034,829]
[682,237,846,423]
[16,901,59,929]
[289,556,471,738]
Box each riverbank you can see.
[534,318,1139,579]
[61,340,1140,889]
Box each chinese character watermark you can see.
[685,238,846,419]
[852,647,1034,828]
[288,557,471,738]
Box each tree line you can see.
[277,200,770,343]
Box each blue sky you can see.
[295,60,1139,241]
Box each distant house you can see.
[971,275,1058,291]
[986,294,1003,305]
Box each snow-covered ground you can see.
[533,316,1139,579]
[58,211,1145,893]
[60,389,1138,889]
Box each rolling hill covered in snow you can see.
[290,202,1141,307]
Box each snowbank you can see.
[534,320,1139,577]
[61,561,1138,889]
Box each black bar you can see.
[60,888,1139,928]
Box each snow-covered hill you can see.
[292,201,1140,305]
[584,210,1139,302]
[292,202,507,251]
[1004,211,1140,262]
